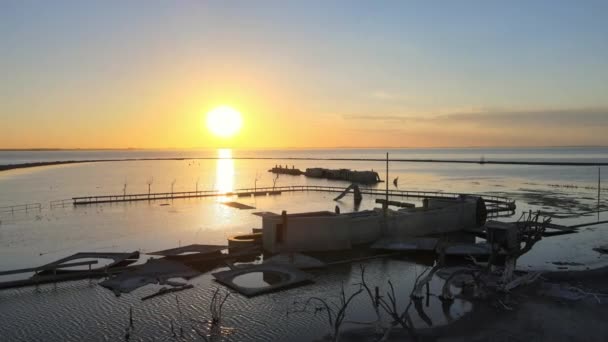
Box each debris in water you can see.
[100,258,200,295]
[141,284,194,301]
[222,201,255,210]
[148,244,227,260]
[593,245,608,254]
[37,251,140,275]
[551,261,585,266]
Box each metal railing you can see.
[0,203,42,214]
[50,199,73,209]
[70,185,515,212]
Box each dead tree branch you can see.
[289,282,363,342]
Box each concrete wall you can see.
[263,215,351,253]
[345,214,382,245]
[386,197,479,238]
[261,197,482,253]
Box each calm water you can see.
[0,148,607,341]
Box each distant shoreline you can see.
[1,145,607,152]
[2,157,608,172]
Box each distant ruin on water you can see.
[269,165,382,184]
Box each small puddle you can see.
[232,271,286,288]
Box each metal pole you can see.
[599,166,601,210]
[385,152,389,216]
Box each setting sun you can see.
[205,106,243,138]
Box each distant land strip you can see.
[2,157,608,172]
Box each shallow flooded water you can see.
[0,148,607,341]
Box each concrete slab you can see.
[252,211,279,217]
[37,251,140,275]
[148,244,227,257]
[99,259,200,295]
[212,264,313,297]
[222,201,255,209]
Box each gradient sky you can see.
[1,1,607,149]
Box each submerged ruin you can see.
[261,195,485,253]
[1,177,605,341]
[269,166,382,184]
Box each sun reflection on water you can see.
[216,149,234,199]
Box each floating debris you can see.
[252,211,279,217]
[222,201,255,210]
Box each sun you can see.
[205,106,243,138]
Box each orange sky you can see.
[2,2,607,149]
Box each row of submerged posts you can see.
[0,203,42,214]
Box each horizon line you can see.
[1,145,607,152]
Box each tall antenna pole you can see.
[599,166,601,213]
[385,152,389,217]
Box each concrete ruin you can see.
[263,253,326,269]
[268,166,381,184]
[99,258,200,295]
[261,196,486,253]
[212,264,313,297]
[304,168,381,184]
